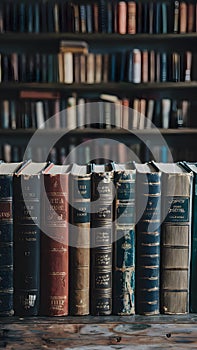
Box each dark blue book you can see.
[13,161,48,316]
[99,0,107,33]
[19,2,26,32]
[86,4,93,33]
[47,2,55,32]
[34,3,40,34]
[113,162,136,315]
[27,3,33,33]
[135,162,161,315]
[154,3,161,34]
[110,54,116,82]
[12,3,18,32]
[0,162,23,316]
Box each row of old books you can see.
[0,160,197,316]
[1,1,196,34]
[0,50,193,83]
[0,96,191,130]
[0,1,169,34]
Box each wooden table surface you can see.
[1,315,197,349]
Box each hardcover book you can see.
[135,162,161,315]
[69,163,91,315]
[113,162,136,315]
[91,163,114,315]
[152,162,193,314]
[13,161,47,316]
[179,161,197,312]
[0,162,22,316]
[40,163,71,316]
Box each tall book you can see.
[179,162,197,312]
[69,163,91,315]
[152,162,193,314]
[13,161,47,316]
[40,163,71,316]
[113,162,136,315]
[0,162,22,316]
[91,163,114,315]
[134,162,161,315]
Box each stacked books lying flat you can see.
[0,160,196,316]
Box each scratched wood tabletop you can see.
[1,315,197,349]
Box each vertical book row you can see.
[0,160,194,316]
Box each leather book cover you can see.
[135,163,161,315]
[113,162,136,315]
[41,164,71,316]
[91,163,114,315]
[152,162,193,314]
[179,162,197,312]
[0,162,23,315]
[69,163,91,315]
[13,161,47,316]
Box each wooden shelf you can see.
[1,128,197,148]
[1,33,197,53]
[1,82,197,99]
[1,315,197,349]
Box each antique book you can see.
[91,163,114,315]
[40,163,71,316]
[127,2,136,34]
[113,162,136,315]
[118,1,127,34]
[13,161,47,316]
[69,163,91,315]
[0,162,22,315]
[152,162,193,314]
[135,162,161,315]
[179,162,197,312]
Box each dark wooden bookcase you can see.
[0,1,197,348]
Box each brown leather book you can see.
[118,1,127,34]
[142,50,148,83]
[69,164,91,315]
[188,4,194,32]
[127,2,136,34]
[40,164,71,316]
[152,162,193,314]
[180,2,187,33]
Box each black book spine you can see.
[136,171,161,315]
[0,175,14,316]
[91,168,114,315]
[13,175,41,316]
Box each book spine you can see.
[189,172,197,312]
[41,174,69,316]
[136,172,161,315]
[91,171,114,315]
[13,175,41,316]
[161,172,192,314]
[0,175,14,316]
[118,1,127,34]
[69,172,91,315]
[113,169,135,315]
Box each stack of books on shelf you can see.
[1,159,197,317]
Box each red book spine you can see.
[41,174,69,316]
